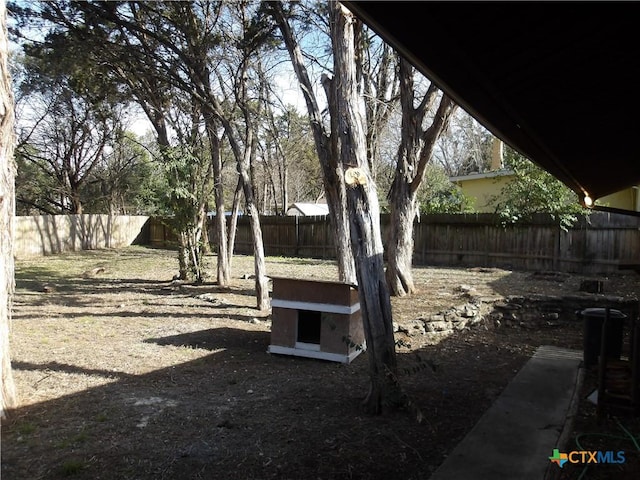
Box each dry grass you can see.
[2,246,639,479]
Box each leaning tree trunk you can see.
[236,130,269,311]
[330,2,401,414]
[1,0,17,417]
[270,2,357,285]
[239,173,269,311]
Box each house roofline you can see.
[450,169,514,183]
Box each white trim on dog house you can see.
[267,277,365,364]
[270,299,361,315]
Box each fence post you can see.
[553,223,560,271]
[295,214,299,257]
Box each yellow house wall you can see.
[456,176,513,213]
[596,188,637,211]
[457,174,638,213]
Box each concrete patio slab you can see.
[429,345,583,480]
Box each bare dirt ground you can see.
[2,246,639,479]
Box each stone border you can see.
[396,286,638,341]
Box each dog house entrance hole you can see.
[296,310,322,350]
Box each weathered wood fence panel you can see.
[413,213,640,273]
[148,212,640,274]
[15,214,150,259]
[148,217,177,249]
[214,215,335,259]
[415,215,563,271]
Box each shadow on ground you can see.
[5,252,639,480]
[2,319,565,480]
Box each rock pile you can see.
[398,285,638,340]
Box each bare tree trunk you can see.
[386,58,457,296]
[177,234,190,281]
[214,205,230,284]
[200,212,211,255]
[363,42,399,180]
[205,119,230,286]
[245,200,268,310]
[1,0,17,416]
[216,94,269,309]
[239,155,269,310]
[70,192,83,215]
[226,178,243,269]
[281,162,288,216]
[195,198,208,280]
[270,3,356,284]
[320,74,359,285]
[386,190,417,296]
[330,2,400,414]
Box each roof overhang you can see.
[343,1,640,213]
[450,169,514,183]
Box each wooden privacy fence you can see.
[147,212,640,275]
[410,213,640,274]
[15,214,150,259]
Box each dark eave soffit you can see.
[343,1,640,208]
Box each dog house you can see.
[268,277,365,363]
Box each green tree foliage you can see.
[14,84,120,214]
[11,1,219,283]
[490,146,586,229]
[159,146,209,283]
[81,133,160,215]
[417,164,473,214]
[14,145,58,215]
[10,5,135,215]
